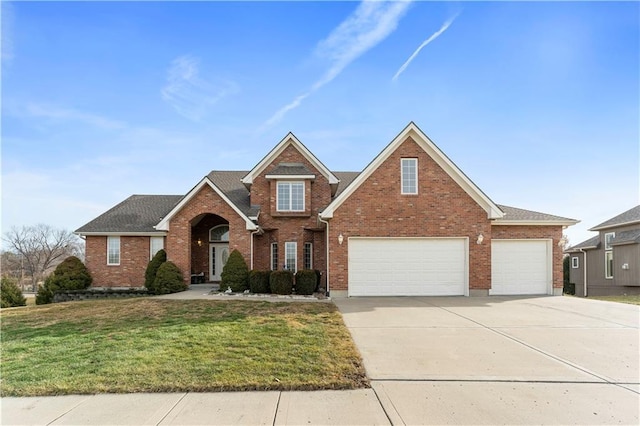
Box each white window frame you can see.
[150,236,164,260]
[271,242,278,271]
[209,225,229,242]
[107,236,121,266]
[277,181,305,212]
[604,232,615,250]
[304,242,313,270]
[605,251,613,279]
[571,256,579,269]
[285,242,297,272]
[401,158,418,195]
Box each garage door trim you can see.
[347,237,469,297]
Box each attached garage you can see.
[490,240,552,295]
[348,238,468,296]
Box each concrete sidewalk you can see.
[2,389,391,426]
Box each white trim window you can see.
[210,225,230,242]
[605,251,613,279]
[604,232,615,250]
[277,182,304,212]
[271,243,278,271]
[303,242,313,270]
[107,236,121,265]
[571,256,579,269]
[150,237,164,259]
[401,158,418,194]
[285,242,297,272]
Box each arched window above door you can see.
[209,225,229,242]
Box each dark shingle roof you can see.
[267,163,314,176]
[590,205,640,231]
[333,171,360,197]
[611,229,640,246]
[566,235,601,252]
[76,195,182,234]
[496,205,577,223]
[207,171,259,217]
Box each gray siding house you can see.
[566,205,640,296]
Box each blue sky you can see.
[2,1,638,248]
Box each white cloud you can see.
[25,103,126,130]
[392,12,459,82]
[161,55,238,121]
[263,0,412,128]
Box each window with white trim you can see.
[604,232,615,250]
[150,237,164,259]
[285,242,297,272]
[303,242,313,270]
[605,251,613,279]
[210,225,229,242]
[571,256,579,269]
[271,243,278,271]
[107,236,120,265]
[277,182,304,211]
[401,158,418,194]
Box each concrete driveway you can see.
[334,296,640,425]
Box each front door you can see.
[209,243,230,281]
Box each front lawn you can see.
[0,299,368,396]
[589,295,640,306]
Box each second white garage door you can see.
[490,240,551,295]
[348,238,467,296]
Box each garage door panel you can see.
[491,240,550,295]
[348,238,467,296]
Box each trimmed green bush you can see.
[145,249,167,293]
[249,270,271,294]
[220,249,249,292]
[152,261,187,295]
[270,270,293,295]
[36,256,93,305]
[1,277,26,308]
[294,269,317,295]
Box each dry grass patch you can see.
[588,295,640,306]
[0,299,368,396]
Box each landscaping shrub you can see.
[36,256,92,305]
[152,261,187,295]
[249,270,271,293]
[270,270,293,295]
[145,249,167,293]
[1,277,26,308]
[294,269,317,295]
[220,249,249,292]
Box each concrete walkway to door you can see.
[334,295,640,425]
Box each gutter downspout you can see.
[318,215,330,297]
[579,248,588,297]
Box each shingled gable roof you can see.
[493,205,578,226]
[320,122,505,220]
[589,205,640,231]
[241,132,340,193]
[154,176,259,232]
[566,235,601,252]
[75,195,183,235]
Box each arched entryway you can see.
[208,225,229,281]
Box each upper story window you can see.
[401,158,418,194]
[604,232,615,250]
[107,236,120,265]
[150,236,164,259]
[277,182,304,212]
[210,225,229,242]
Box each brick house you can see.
[76,122,578,296]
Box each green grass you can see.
[0,299,368,396]
[588,295,640,306]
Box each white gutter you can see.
[318,215,330,297]
[579,248,588,297]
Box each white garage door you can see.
[348,238,467,296]
[491,240,551,295]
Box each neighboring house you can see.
[76,122,577,297]
[566,205,640,297]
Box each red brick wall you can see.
[86,236,151,287]
[491,225,564,289]
[166,184,251,283]
[251,143,329,274]
[328,136,492,292]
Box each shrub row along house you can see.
[76,122,578,297]
[566,205,640,297]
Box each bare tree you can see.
[2,224,83,290]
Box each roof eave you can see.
[75,231,168,237]
[589,219,640,231]
[492,219,580,226]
